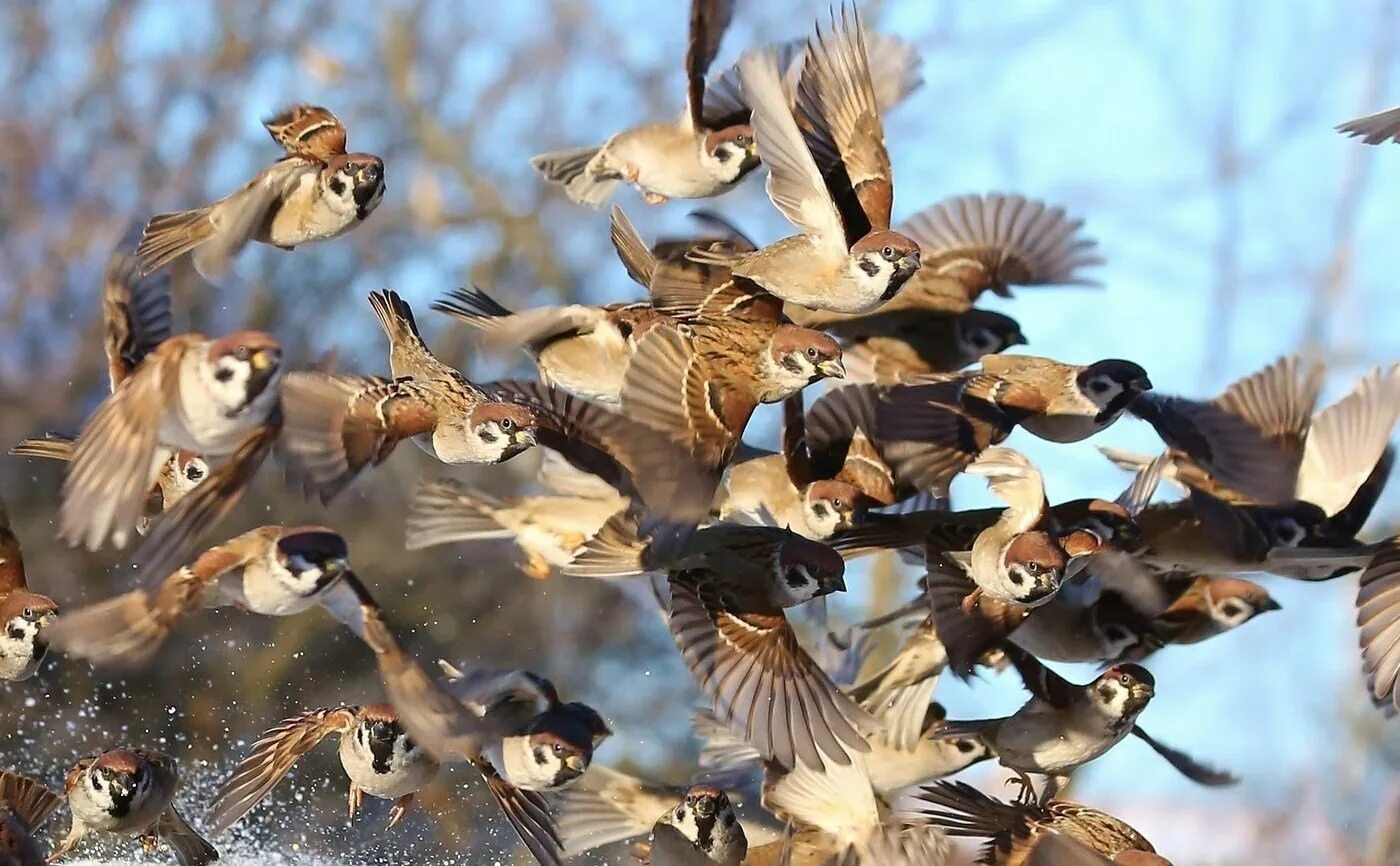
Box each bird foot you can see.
[388,793,415,828]
[522,553,552,580]
[643,191,668,205]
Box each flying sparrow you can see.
[0,769,63,866]
[555,764,782,860]
[1337,105,1400,145]
[1106,363,1400,511]
[207,703,440,835]
[0,502,58,681]
[1102,573,1279,665]
[669,560,870,771]
[688,8,924,313]
[136,104,384,276]
[912,780,1166,866]
[563,513,846,583]
[960,354,1153,444]
[44,524,380,671]
[48,749,217,866]
[405,477,628,579]
[784,191,1102,380]
[55,326,284,580]
[367,660,610,866]
[937,644,1234,797]
[752,748,952,866]
[432,286,666,406]
[714,394,879,540]
[630,786,749,866]
[531,0,761,206]
[278,289,538,501]
[620,319,843,469]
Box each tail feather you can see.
[43,590,176,671]
[405,479,513,550]
[10,434,76,462]
[907,780,1029,838]
[531,145,618,208]
[368,289,422,345]
[431,287,516,332]
[136,207,216,275]
[609,206,657,288]
[156,806,220,866]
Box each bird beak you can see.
[1133,683,1155,700]
[1131,375,1153,392]
[819,358,846,380]
[1010,331,1029,347]
[694,797,717,817]
[323,556,349,578]
[1259,597,1283,612]
[512,428,537,448]
[251,348,278,372]
[826,573,848,594]
[565,755,587,774]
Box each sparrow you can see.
[136,104,384,276]
[1105,363,1400,511]
[562,514,846,582]
[432,286,666,405]
[44,525,377,671]
[937,644,1234,798]
[713,393,877,540]
[405,477,628,579]
[555,764,782,860]
[688,8,924,313]
[912,780,1166,866]
[1102,573,1279,665]
[1337,105,1400,145]
[207,703,440,835]
[0,769,63,866]
[668,561,871,772]
[531,0,760,206]
[48,748,217,866]
[784,191,1102,380]
[630,786,749,866]
[366,660,610,866]
[55,326,284,581]
[278,289,538,501]
[953,355,1153,444]
[0,501,58,681]
[752,748,952,866]
[1122,355,1328,505]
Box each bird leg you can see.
[388,793,415,828]
[961,587,985,616]
[623,164,641,183]
[45,821,87,864]
[140,833,160,854]
[643,192,668,205]
[347,784,365,820]
[1038,774,1070,806]
[1004,771,1039,805]
[521,551,552,580]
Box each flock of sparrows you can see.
[3,2,1400,865]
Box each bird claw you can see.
[643,191,668,205]
[1004,773,1038,805]
[140,835,159,854]
[522,553,551,580]
[388,794,414,828]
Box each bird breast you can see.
[230,560,328,617]
[264,170,359,246]
[605,123,727,199]
[337,732,437,799]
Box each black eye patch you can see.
[329,176,346,196]
[215,368,234,383]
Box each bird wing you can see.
[1297,365,1400,517]
[206,706,358,835]
[738,48,848,257]
[684,0,737,131]
[101,230,174,391]
[263,104,348,158]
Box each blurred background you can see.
[2,0,1399,863]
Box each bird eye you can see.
[1024,562,1040,575]
[805,346,818,359]
[1119,673,1132,686]
[882,245,895,259]
[21,608,32,619]
[551,743,565,756]
[832,499,844,510]
[501,418,514,431]
[736,134,751,146]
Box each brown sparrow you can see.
[556,765,782,860]
[713,394,876,540]
[1106,363,1400,511]
[405,477,628,579]
[620,320,843,468]
[814,307,1027,384]
[278,289,538,501]
[754,749,951,866]
[669,562,870,771]
[913,780,1166,866]
[432,286,666,405]
[137,104,384,276]
[365,660,610,866]
[49,749,216,866]
[207,703,440,835]
[1337,105,1400,144]
[938,644,1234,796]
[55,328,283,576]
[531,0,761,207]
[0,502,58,682]
[959,355,1152,444]
[0,770,62,866]
[1103,573,1279,665]
[621,786,749,866]
[44,525,380,671]
[688,9,923,313]
[11,239,210,530]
